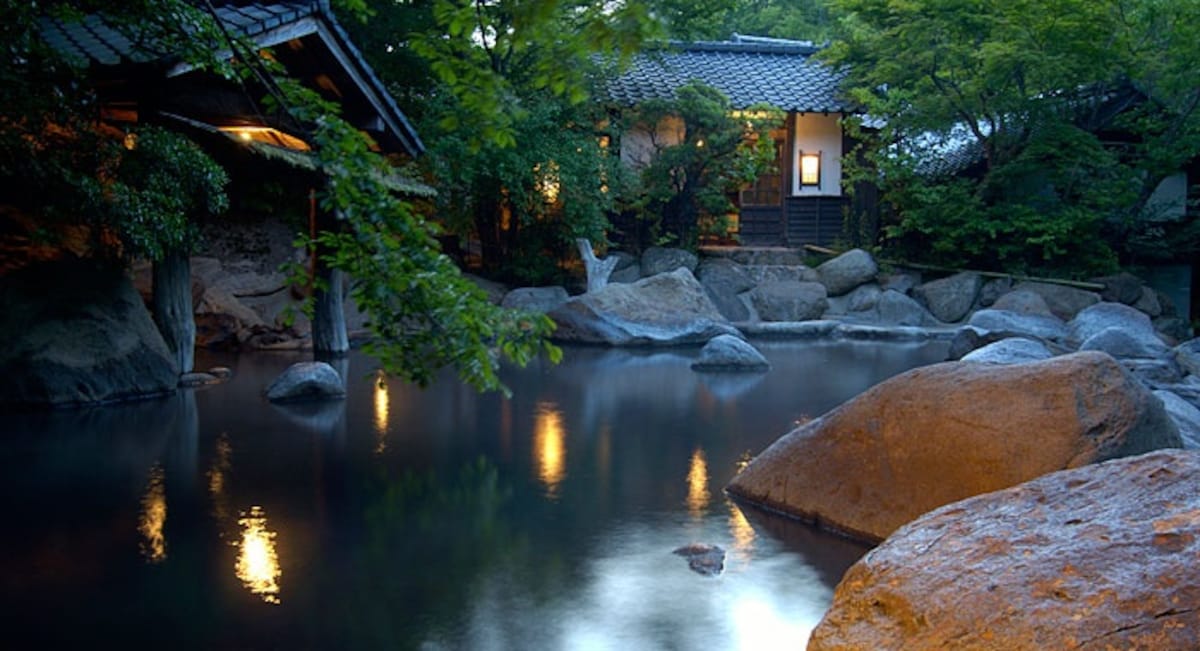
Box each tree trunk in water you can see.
[312,251,349,357]
[152,250,194,374]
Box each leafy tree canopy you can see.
[712,0,835,42]
[0,1,230,262]
[421,90,623,284]
[827,0,1200,276]
[2,0,567,393]
[619,82,783,249]
[409,0,659,149]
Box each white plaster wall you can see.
[791,113,843,197]
[620,115,686,169]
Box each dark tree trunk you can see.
[152,249,194,374]
[311,199,349,356]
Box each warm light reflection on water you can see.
[728,499,756,553]
[235,506,282,604]
[686,448,710,518]
[534,402,566,498]
[138,464,167,563]
[208,434,232,522]
[374,372,389,454]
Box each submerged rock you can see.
[810,450,1200,651]
[726,351,1181,542]
[672,543,726,577]
[265,361,345,403]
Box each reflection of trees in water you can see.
[314,457,535,648]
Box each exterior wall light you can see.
[800,151,821,187]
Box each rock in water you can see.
[691,334,770,372]
[265,362,346,403]
[726,351,1181,542]
[0,259,179,408]
[809,450,1200,651]
[672,543,726,576]
[547,268,738,345]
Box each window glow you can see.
[800,151,821,186]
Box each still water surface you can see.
[2,340,946,649]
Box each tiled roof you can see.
[916,139,985,177]
[39,2,317,67]
[599,36,853,114]
[38,2,423,156]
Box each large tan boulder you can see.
[809,449,1200,650]
[726,351,1181,542]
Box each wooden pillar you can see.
[152,249,194,374]
[311,190,349,357]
